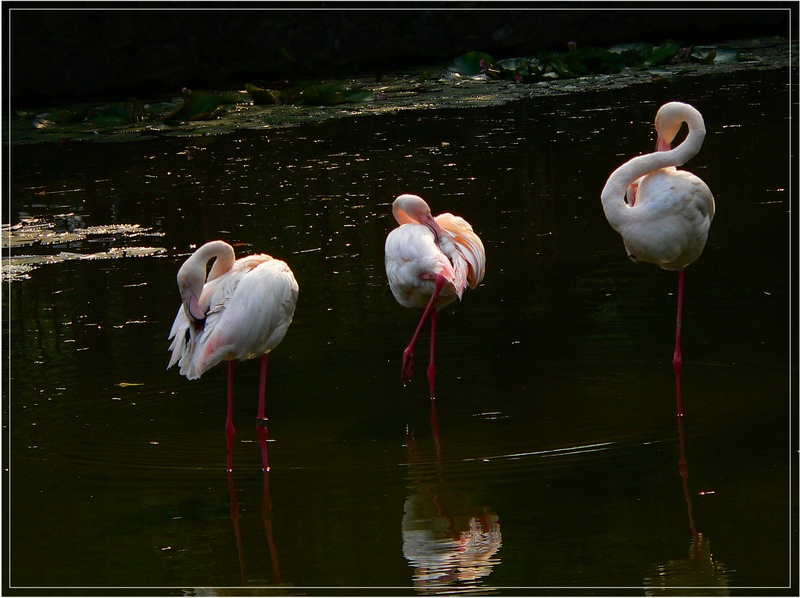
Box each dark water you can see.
[6,68,792,594]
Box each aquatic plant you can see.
[247,80,375,106]
[447,40,737,82]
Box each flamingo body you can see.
[385,200,484,309]
[602,102,715,271]
[385,194,485,398]
[168,251,298,379]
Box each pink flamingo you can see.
[385,194,486,399]
[601,102,715,415]
[167,240,298,471]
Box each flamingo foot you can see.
[256,422,271,472]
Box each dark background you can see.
[5,3,794,108]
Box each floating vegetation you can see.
[445,40,738,82]
[247,80,375,106]
[8,37,789,145]
[2,214,166,282]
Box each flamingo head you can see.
[392,194,446,239]
[177,265,207,323]
[654,101,693,152]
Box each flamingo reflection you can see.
[644,374,730,595]
[225,442,284,588]
[402,401,502,593]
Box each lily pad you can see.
[288,81,375,106]
[449,51,497,77]
[245,82,279,105]
[158,88,226,122]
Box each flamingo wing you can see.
[435,212,486,290]
[618,169,715,270]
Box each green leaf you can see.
[299,83,347,105]
[646,41,681,65]
[245,83,278,105]
[341,89,375,103]
[34,107,89,126]
[85,103,132,125]
[159,89,224,122]
[449,51,497,76]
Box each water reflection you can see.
[220,446,286,589]
[402,401,502,593]
[644,374,731,595]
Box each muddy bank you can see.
[8,8,791,107]
[10,36,792,146]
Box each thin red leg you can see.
[402,274,446,386]
[428,308,438,399]
[226,361,236,472]
[256,354,270,472]
[673,270,685,416]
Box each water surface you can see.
[6,67,791,593]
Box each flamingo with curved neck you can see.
[385,194,486,400]
[168,240,299,471]
[601,102,715,415]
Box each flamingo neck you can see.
[197,240,236,282]
[601,110,705,228]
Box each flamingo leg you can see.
[256,354,270,472]
[226,361,236,472]
[402,274,446,386]
[428,307,438,399]
[673,270,685,416]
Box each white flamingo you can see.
[601,101,715,414]
[385,194,486,399]
[167,240,298,471]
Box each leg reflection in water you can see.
[224,440,283,588]
[402,400,502,593]
[643,370,731,595]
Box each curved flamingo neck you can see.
[182,240,235,288]
[601,106,706,227]
[201,241,236,281]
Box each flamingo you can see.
[167,240,299,471]
[601,101,715,415]
[385,194,486,399]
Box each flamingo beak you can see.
[424,214,446,241]
[183,294,206,323]
[656,136,672,152]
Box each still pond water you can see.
[6,68,792,594]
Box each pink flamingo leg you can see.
[402,274,446,386]
[256,354,271,472]
[673,270,685,416]
[226,361,236,472]
[428,307,438,399]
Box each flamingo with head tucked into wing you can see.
[601,101,715,415]
[167,240,298,471]
[385,194,486,400]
